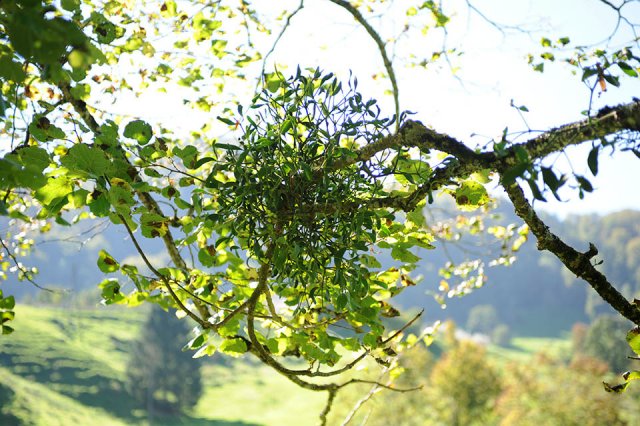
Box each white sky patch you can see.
[106,0,640,217]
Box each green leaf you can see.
[582,67,598,81]
[216,116,236,126]
[97,250,119,273]
[123,120,153,145]
[140,213,169,238]
[193,344,217,358]
[108,184,136,214]
[217,316,240,338]
[406,205,426,227]
[264,72,284,93]
[588,146,599,176]
[501,163,528,185]
[540,52,555,61]
[618,62,638,77]
[198,246,216,267]
[211,39,228,58]
[160,1,178,17]
[0,309,15,323]
[0,52,26,82]
[576,175,593,192]
[89,193,111,216]
[603,74,620,87]
[527,178,546,202]
[1,147,50,190]
[61,144,112,178]
[604,370,640,394]
[14,147,50,172]
[95,20,119,44]
[219,338,248,356]
[624,370,640,382]
[453,179,490,211]
[391,246,420,263]
[174,145,198,168]
[0,295,15,310]
[29,116,66,142]
[213,142,241,150]
[627,327,640,355]
[541,167,560,191]
[70,83,91,100]
[185,333,207,350]
[5,10,87,65]
[603,381,629,393]
[61,0,81,11]
[35,176,73,206]
[99,279,123,304]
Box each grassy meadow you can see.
[0,305,585,425]
[0,305,328,425]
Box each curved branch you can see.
[501,100,640,164]
[256,0,305,93]
[117,213,207,328]
[328,0,400,129]
[58,82,210,319]
[333,100,640,175]
[319,388,337,426]
[504,183,640,326]
[0,238,56,293]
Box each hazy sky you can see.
[117,0,640,217]
[269,0,640,217]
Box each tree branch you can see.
[504,183,640,326]
[0,238,56,293]
[58,82,210,319]
[500,100,640,165]
[328,0,400,129]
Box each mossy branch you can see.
[504,183,640,326]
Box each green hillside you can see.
[0,305,326,426]
[2,305,638,425]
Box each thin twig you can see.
[255,0,305,94]
[0,238,55,293]
[117,213,207,328]
[328,0,400,130]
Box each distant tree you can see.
[127,307,203,417]
[466,305,499,335]
[582,315,633,373]
[571,322,589,354]
[332,344,436,426]
[0,382,20,426]
[491,324,511,347]
[496,354,626,426]
[428,341,501,426]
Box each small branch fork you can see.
[294,100,640,328]
[240,236,423,425]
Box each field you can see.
[0,305,327,426]
[1,305,573,426]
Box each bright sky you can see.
[118,0,640,218]
[273,0,640,218]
